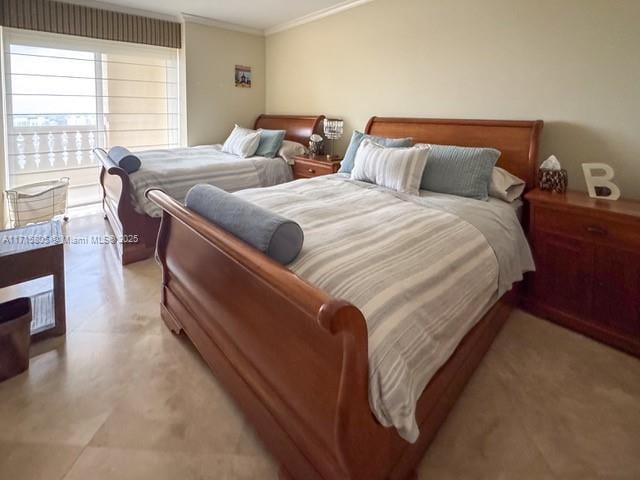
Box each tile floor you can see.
[0,215,639,479]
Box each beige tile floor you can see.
[1,214,639,480]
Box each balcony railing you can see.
[7,124,103,208]
[6,122,179,209]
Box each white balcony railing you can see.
[7,124,180,208]
[7,124,103,208]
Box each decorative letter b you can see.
[582,163,621,200]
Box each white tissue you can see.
[540,155,562,171]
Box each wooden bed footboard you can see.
[146,189,514,480]
[95,148,160,264]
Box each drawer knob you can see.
[586,225,607,236]
[307,168,315,174]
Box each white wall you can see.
[266,0,640,199]
[184,21,265,146]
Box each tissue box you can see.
[538,168,568,193]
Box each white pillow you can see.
[278,140,307,165]
[351,139,430,195]
[489,167,526,202]
[222,125,261,158]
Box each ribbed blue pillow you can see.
[185,184,303,265]
[107,146,141,173]
[420,145,500,200]
[255,129,286,158]
[338,130,412,173]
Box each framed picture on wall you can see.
[235,65,252,88]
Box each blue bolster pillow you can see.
[108,146,142,173]
[185,184,304,265]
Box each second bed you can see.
[97,114,324,264]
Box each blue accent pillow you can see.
[420,145,500,200]
[255,129,286,158]
[185,184,304,265]
[107,146,141,173]
[338,130,412,173]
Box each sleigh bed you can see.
[146,117,543,479]
[96,114,324,265]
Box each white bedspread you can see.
[128,145,292,217]
[235,175,534,442]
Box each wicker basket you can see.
[5,178,70,228]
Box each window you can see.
[2,29,181,208]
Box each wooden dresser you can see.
[523,189,640,356]
[292,155,342,179]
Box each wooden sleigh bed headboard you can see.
[366,116,544,190]
[254,114,325,145]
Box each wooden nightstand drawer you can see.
[535,206,640,250]
[292,156,341,179]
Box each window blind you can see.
[3,28,181,208]
[0,0,181,48]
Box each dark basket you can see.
[538,168,568,193]
[0,298,32,382]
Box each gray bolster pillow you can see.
[185,184,304,265]
[108,146,142,173]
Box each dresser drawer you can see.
[534,206,640,250]
[293,159,336,178]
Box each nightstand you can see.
[292,155,342,179]
[523,188,640,356]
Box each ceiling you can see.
[73,0,356,32]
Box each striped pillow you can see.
[222,125,261,158]
[339,130,413,173]
[351,139,430,195]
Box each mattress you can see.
[128,145,292,217]
[234,175,534,443]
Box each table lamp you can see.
[323,118,343,159]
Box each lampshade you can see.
[323,118,344,140]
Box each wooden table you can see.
[0,221,66,341]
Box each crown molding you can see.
[265,0,374,36]
[65,0,374,37]
[181,13,264,36]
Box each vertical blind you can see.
[3,28,181,208]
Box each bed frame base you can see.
[99,164,160,264]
